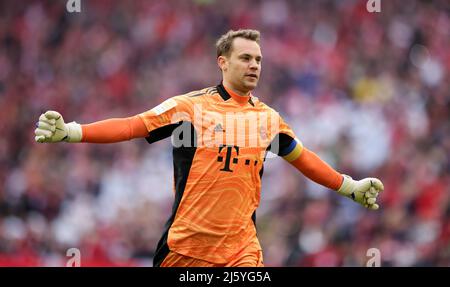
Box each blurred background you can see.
[0,0,449,266]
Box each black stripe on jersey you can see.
[145,123,182,144]
[153,122,197,267]
[257,132,294,190]
[205,87,218,95]
[187,91,205,98]
[217,83,231,101]
[253,134,294,229]
[254,133,294,236]
[254,134,288,229]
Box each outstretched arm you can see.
[34,111,148,143]
[35,95,194,144]
[281,137,384,210]
[285,143,343,190]
[81,116,148,143]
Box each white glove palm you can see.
[337,175,384,210]
[34,111,82,143]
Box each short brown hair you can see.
[216,29,261,58]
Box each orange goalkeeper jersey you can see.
[138,84,298,265]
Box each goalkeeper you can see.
[34,29,383,267]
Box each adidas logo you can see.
[214,123,224,132]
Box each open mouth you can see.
[246,74,258,79]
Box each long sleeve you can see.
[81,115,148,143]
[287,147,343,190]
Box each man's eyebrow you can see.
[239,53,263,59]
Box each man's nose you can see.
[249,60,259,70]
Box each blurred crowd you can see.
[0,0,449,266]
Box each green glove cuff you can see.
[337,175,355,199]
[65,122,82,143]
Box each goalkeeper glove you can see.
[34,111,82,143]
[337,175,384,210]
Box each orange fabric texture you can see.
[161,239,264,267]
[138,86,296,264]
[290,148,343,190]
[224,84,251,104]
[81,115,148,143]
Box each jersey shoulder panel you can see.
[138,93,198,133]
[182,86,218,101]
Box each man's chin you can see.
[244,82,258,91]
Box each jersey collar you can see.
[216,83,255,106]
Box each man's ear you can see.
[218,56,228,71]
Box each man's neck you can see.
[222,80,250,97]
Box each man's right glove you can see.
[34,111,82,143]
[337,175,384,210]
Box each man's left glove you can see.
[337,175,384,210]
[34,111,82,143]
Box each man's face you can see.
[219,37,262,93]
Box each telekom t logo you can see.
[217,145,240,172]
